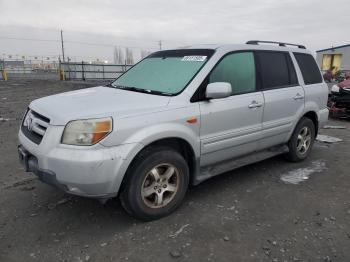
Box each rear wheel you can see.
[285,117,316,162]
[120,147,189,221]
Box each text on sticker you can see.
[181,56,207,62]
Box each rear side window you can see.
[209,52,256,95]
[256,51,298,89]
[293,53,322,85]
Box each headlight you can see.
[61,117,113,146]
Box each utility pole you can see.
[60,30,65,62]
[158,40,162,50]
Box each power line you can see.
[65,40,159,50]
[0,36,59,42]
[0,36,160,50]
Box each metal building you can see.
[316,44,350,73]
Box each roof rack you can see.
[246,40,306,49]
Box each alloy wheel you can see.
[141,163,179,208]
[296,126,311,155]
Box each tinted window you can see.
[257,51,297,89]
[209,52,256,95]
[112,49,214,95]
[294,53,322,85]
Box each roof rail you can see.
[246,40,306,49]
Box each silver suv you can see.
[18,41,329,220]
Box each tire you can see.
[120,146,189,221]
[285,117,316,162]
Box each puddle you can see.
[314,143,330,149]
[322,125,346,129]
[281,160,327,184]
[9,83,25,86]
[0,117,10,122]
[316,135,343,143]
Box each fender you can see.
[104,122,201,195]
[121,122,200,157]
[287,107,319,141]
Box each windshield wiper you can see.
[113,85,173,96]
[105,82,116,88]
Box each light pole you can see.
[60,30,65,62]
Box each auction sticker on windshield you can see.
[181,56,207,62]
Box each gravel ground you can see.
[0,79,349,262]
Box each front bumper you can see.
[18,145,68,192]
[18,125,142,199]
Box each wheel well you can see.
[303,111,318,135]
[145,138,197,182]
[120,138,197,192]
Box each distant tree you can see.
[113,46,118,64]
[141,50,151,59]
[125,48,134,65]
[113,46,125,64]
[118,47,124,64]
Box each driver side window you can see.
[209,52,256,95]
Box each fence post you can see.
[67,57,71,80]
[81,61,85,81]
[58,59,65,81]
[102,64,105,80]
[1,60,7,81]
[124,59,127,72]
[1,70,8,81]
[60,70,65,81]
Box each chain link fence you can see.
[0,59,60,80]
[0,59,133,81]
[60,62,132,80]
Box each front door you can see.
[199,51,264,167]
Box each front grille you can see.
[21,109,50,145]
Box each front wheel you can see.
[285,117,316,162]
[120,147,189,221]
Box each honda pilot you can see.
[18,41,329,220]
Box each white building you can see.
[316,44,350,73]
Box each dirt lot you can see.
[0,80,349,262]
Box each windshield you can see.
[111,49,214,95]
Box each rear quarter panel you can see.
[303,82,329,125]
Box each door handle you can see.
[293,93,304,100]
[248,101,263,109]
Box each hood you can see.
[30,86,171,125]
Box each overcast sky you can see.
[0,0,349,62]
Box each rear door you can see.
[293,52,328,121]
[256,51,304,150]
[199,51,264,166]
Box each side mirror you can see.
[205,82,232,99]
